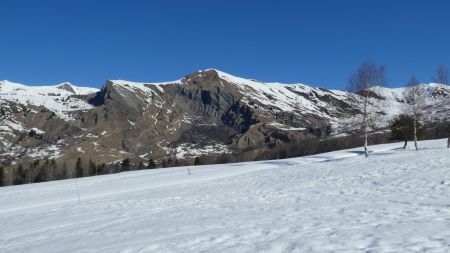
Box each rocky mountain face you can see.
[1,69,450,172]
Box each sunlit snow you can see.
[1,139,449,252]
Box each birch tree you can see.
[434,65,449,85]
[433,65,450,148]
[403,76,425,151]
[389,114,419,149]
[349,61,387,158]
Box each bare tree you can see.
[433,65,450,148]
[348,61,387,158]
[403,76,425,150]
[434,65,449,85]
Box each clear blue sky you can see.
[1,0,449,89]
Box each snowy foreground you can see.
[1,140,450,253]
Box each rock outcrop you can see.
[1,70,449,168]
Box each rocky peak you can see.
[56,82,76,93]
[182,69,223,89]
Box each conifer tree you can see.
[98,163,106,175]
[194,157,200,166]
[390,114,422,149]
[60,162,68,179]
[0,167,5,186]
[88,159,97,176]
[121,158,131,171]
[75,157,83,178]
[14,164,27,185]
[147,159,156,169]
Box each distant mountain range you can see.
[1,69,449,170]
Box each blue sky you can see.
[1,0,449,89]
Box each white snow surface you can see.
[0,80,98,120]
[110,79,181,94]
[1,139,450,252]
[175,143,230,158]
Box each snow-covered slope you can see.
[208,69,352,118]
[1,139,449,252]
[0,80,98,120]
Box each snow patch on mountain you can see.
[26,145,62,159]
[206,69,353,121]
[268,122,307,131]
[110,79,181,93]
[0,80,98,120]
[175,143,230,158]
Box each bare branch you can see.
[349,60,387,92]
[403,75,426,150]
[347,60,387,158]
[434,65,449,85]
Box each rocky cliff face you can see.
[1,70,450,168]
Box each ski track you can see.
[1,139,450,253]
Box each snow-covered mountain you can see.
[1,69,449,181]
[1,139,449,252]
[0,80,98,119]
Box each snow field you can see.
[0,139,449,252]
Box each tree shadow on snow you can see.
[343,150,395,156]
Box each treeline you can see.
[186,121,450,165]
[1,122,449,187]
[0,156,202,187]
[2,159,66,186]
[211,132,390,164]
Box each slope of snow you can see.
[373,83,450,103]
[0,80,98,96]
[208,69,353,119]
[0,80,99,120]
[372,84,450,125]
[1,139,449,252]
[110,79,181,93]
[111,79,182,86]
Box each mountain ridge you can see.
[1,69,449,183]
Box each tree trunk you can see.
[363,96,369,158]
[364,132,369,158]
[403,140,407,149]
[413,112,418,151]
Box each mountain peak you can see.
[56,82,76,93]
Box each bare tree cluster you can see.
[348,62,450,155]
